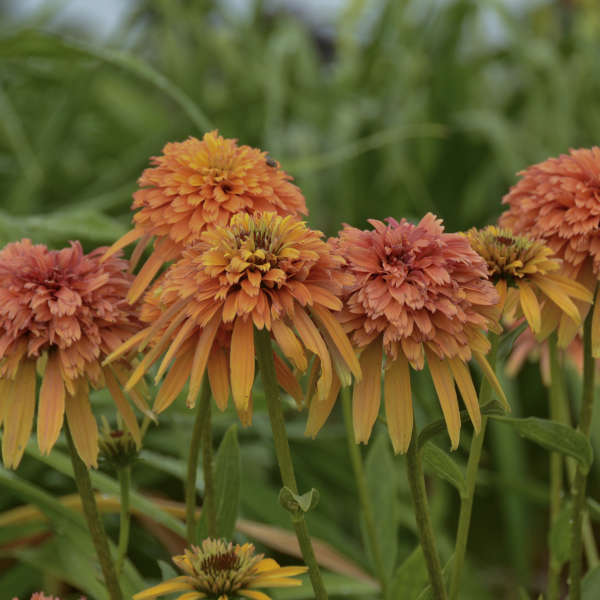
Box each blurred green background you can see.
[1,1,600,599]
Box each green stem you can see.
[341,387,389,599]
[202,399,217,538]
[186,376,214,543]
[115,466,131,575]
[449,335,498,600]
[547,334,564,600]
[569,302,597,600]
[254,326,328,600]
[65,425,123,600]
[406,434,447,600]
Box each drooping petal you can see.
[2,360,37,468]
[384,353,413,454]
[37,352,66,455]
[305,372,341,438]
[472,351,509,411]
[271,319,307,371]
[153,339,195,413]
[517,281,541,333]
[103,366,141,447]
[230,316,255,411]
[426,349,460,450]
[128,238,177,303]
[273,353,304,409]
[534,277,582,325]
[238,591,272,600]
[101,227,144,263]
[352,339,383,444]
[132,576,195,600]
[207,345,230,411]
[447,356,480,433]
[65,380,98,468]
[593,292,600,359]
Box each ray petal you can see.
[384,353,413,454]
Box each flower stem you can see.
[186,375,215,543]
[115,466,131,576]
[449,334,498,600]
[341,387,389,599]
[201,397,216,538]
[65,424,123,600]
[406,433,447,600]
[569,302,597,600]
[547,333,564,600]
[254,326,328,600]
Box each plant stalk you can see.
[406,433,448,600]
[341,387,389,599]
[569,302,597,599]
[115,466,131,575]
[254,326,328,600]
[65,424,123,600]
[186,375,215,543]
[449,334,498,600]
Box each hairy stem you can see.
[115,466,131,575]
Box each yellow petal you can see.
[273,353,304,409]
[541,273,593,303]
[305,372,340,438]
[534,277,582,325]
[254,558,281,572]
[153,338,195,413]
[208,345,230,411]
[187,311,222,408]
[536,301,563,342]
[238,591,272,600]
[557,310,582,348]
[311,305,362,381]
[65,381,98,468]
[0,377,10,427]
[175,593,206,600]
[271,319,307,372]
[37,352,66,455]
[132,577,195,599]
[447,356,481,433]
[384,353,413,454]
[517,281,541,333]
[230,316,255,411]
[426,350,460,450]
[2,360,37,469]
[495,278,507,315]
[473,351,510,412]
[103,367,141,447]
[352,339,383,444]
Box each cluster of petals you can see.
[327,213,506,453]
[500,147,600,354]
[104,130,307,304]
[133,538,307,600]
[0,239,144,468]
[106,212,361,423]
[466,225,592,344]
[12,594,86,600]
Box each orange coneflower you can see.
[105,212,361,423]
[466,226,592,342]
[133,538,307,600]
[500,147,600,350]
[103,131,308,303]
[311,213,505,454]
[0,239,144,469]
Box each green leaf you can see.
[549,501,572,567]
[279,486,320,514]
[365,433,398,582]
[489,416,593,472]
[583,565,600,600]
[390,546,429,598]
[422,442,466,497]
[198,425,241,540]
[497,321,528,361]
[274,573,379,598]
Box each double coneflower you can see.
[0,239,143,468]
[311,213,505,453]
[104,130,307,303]
[105,212,361,423]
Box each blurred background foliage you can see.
[1,0,600,599]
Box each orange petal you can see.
[207,345,230,411]
[292,307,332,402]
[129,232,153,272]
[140,297,190,353]
[352,339,383,444]
[187,311,222,408]
[426,349,460,450]
[37,352,66,455]
[65,380,98,468]
[127,239,173,304]
[384,353,413,454]
[271,318,307,371]
[101,227,144,263]
[517,281,541,333]
[273,353,304,409]
[103,367,141,447]
[103,328,150,365]
[311,305,361,381]
[155,316,197,382]
[153,338,195,413]
[230,317,255,411]
[125,334,172,391]
[447,356,480,433]
[593,294,600,359]
[2,360,37,469]
[305,372,340,438]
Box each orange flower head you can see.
[105,212,361,424]
[500,147,600,353]
[0,239,144,469]
[103,130,308,304]
[132,538,307,600]
[466,226,592,343]
[322,213,506,453]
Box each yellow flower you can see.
[466,226,592,344]
[133,539,307,600]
